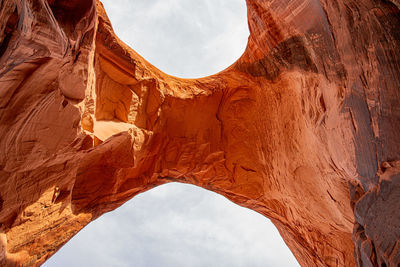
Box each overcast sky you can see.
[45,0,299,266]
[99,0,249,78]
[45,184,299,267]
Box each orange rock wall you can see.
[0,0,399,266]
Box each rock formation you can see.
[0,0,399,266]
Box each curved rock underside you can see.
[0,0,399,266]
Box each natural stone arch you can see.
[0,0,399,266]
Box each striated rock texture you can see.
[0,0,399,266]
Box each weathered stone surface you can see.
[0,0,399,266]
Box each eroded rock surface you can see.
[0,0,399,266]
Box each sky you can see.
[45,0,300,266]
[98,0,250,78]
[45,183,299,267]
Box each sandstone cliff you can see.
[0,0,399,266]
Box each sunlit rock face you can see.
[0,0,399,266]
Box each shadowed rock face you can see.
[0,0,399,266]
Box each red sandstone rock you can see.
[0,0,399,266]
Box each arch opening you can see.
[100,0,249,78]
[45,183,299,267]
